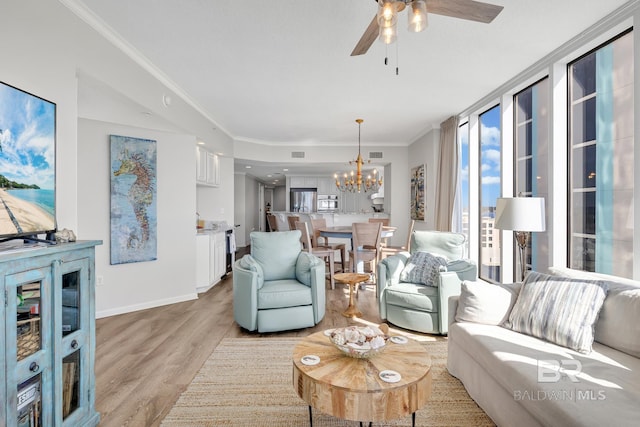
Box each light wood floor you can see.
[94,262,440,426]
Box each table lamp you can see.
[495,196,546,281]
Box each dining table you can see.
[318,225,396,241]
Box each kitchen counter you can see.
[269,212,389,228]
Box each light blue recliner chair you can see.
[377,230,477,335]
[233,231,326,333]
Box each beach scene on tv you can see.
[0,82,56,239]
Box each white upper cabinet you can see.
[289,176,305,187]
[196,146,220,187]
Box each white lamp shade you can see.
[495,197,546,232]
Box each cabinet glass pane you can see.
[62,271,80,336]
[62,351,81,419]
[17,374,42,427]
[17,282,42,361]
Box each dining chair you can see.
[368,217,390,246]
[267,214,279,232]
[310,218,346,273]
[381,219,415,259]
[296,221,335,289]
[368,218,390,226]
[349,222,383,283]
[287,215,300,231]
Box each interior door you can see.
[258,183,265,231]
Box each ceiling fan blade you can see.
[427,0,504,24]
[351,15,379,56]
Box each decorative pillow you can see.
[548,266,640,358]
[455,281,521,325]
[505,271,608,354]
[399,252,448,286]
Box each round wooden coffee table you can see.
[292,331,432,426]
[334,272,370,318]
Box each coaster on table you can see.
[379,370,401,383]
[390,336,409,344]
[301,355,320,366]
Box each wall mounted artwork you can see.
[110,135,157,265]
[410,164,425,221]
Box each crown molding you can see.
[59,0,233,139]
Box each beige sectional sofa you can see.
[447,267,640,427]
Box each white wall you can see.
[5,0,235,317]
[78,119,197,316]
[408,128,440,231]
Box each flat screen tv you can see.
[0,81,56,244]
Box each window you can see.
[479,105,501,282]
[568,31,634,278]
[514,78,550,276]
[458,122,470,256]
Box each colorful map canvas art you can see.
[411,164,425,221]
[110,135,157,265]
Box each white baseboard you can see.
[96,292,199,319]
[196,279,219,294]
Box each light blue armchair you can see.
[233,231,326,333]
[377,230,477,335]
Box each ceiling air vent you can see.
[291,151,305,159]
[369,151,383,159]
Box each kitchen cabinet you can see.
[196,147,220,187]
[195,234,209,289]
[317,178,337,196]
[1,241,101,427]
[289,177,305,187]
[210,232,226,286]
[195,232,226,293]
[290,176,319,189]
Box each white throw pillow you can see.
[455,281,521,325]
[505,271,608,354]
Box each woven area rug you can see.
[161,338,495,426]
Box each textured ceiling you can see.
[67,0,630,182]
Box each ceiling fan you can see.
[351,0,504,56]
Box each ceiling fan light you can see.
[408,0,428,32]
[377,0,398,28]
[378,24,397,44]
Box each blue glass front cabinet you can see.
[1,241,101,427]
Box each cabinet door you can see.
[316,178,329,195]
[206,152,220,186]
[215,234,226,281]
[290,177,305,187]
[55,258,92,425]
[304,177,318,188]
[209,235,216,285]
[196,147,207,182]
[6,266,54,427]
[195,234,210,288]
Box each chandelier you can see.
[334,119,383,193]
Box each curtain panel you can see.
[435,116,459,231]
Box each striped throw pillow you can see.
[505,271,608,354]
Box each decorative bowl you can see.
[329,325,388,359]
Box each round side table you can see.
[334,272,370,318]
